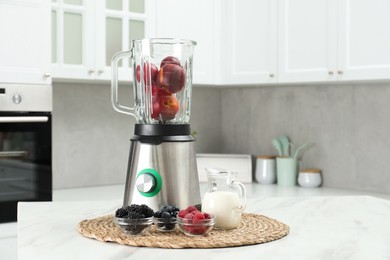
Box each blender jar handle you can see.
[111,50,136,117]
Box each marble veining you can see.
[17,196,390,260]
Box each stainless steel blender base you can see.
[123,140,201,211]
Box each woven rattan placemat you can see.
[77,213,289,249]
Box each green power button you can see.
[136,168,162,197]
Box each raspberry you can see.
[193,212,205,224]
[191,226,207,235]
[186,206,198,212]
[203,213,210,219]
[184,213,194,220]
[184,225,193,233]
[194,212,205,218]
[184,213,194,224]
[178,210,189,218]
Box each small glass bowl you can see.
[153,217,177,232]
[114,217,153,235]
[177,214,215,236]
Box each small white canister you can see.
[255,156,276,184]
[298,168,322,188]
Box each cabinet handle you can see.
[328,71,334,75]
[269,74,275,78]
[43,72,51,77]
[337,70,343,75]
[97,69,104,75]
[88,69,95,74]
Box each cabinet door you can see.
[278,0,338,83]
[155,0,218,85]
[95,0,155,81]
[51,0,95,80]
[224,0,277,85]
[338,0,390,81]
[52,0,155,82]
[0,0,51,84]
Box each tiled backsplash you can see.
[53,82,390,194]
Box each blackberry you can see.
[139,204,154,217]
[115,207,127,218]
[126,204,139,212]
[117,204,154,219]
[127,211,145,219]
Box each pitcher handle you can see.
[236,181,247,212]
[111,49,136,117]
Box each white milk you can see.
[202,191,243,229]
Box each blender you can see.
[111,38,200,211]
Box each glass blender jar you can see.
[111,38,200,211]
[112,38,196,124]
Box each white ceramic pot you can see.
[255,156,276,184]
[298,168,322,188]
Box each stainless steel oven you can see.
[0,84,52,223]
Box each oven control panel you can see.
[0,84,52,112]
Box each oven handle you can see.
[0,116,49,123]
[0,151,28,157]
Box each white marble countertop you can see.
[16,184,390,260]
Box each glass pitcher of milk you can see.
[202,168,246,229]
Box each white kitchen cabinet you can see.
[155,0,278,86]
[49,0,390,85]
[278,0,338,83]
[223,0,278,85]
[279,0,390,83]
[0,0,51,85]
[338,0,390,81]
[51,0,156,82]
[155,0,221,85]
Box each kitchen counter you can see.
[17,184,390,260]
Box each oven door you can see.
[0,112,52,223]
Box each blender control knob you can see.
[136,173,156,193]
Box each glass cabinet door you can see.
[51,0,95,79]
[95,0,147,81]
[51,0,154,81]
